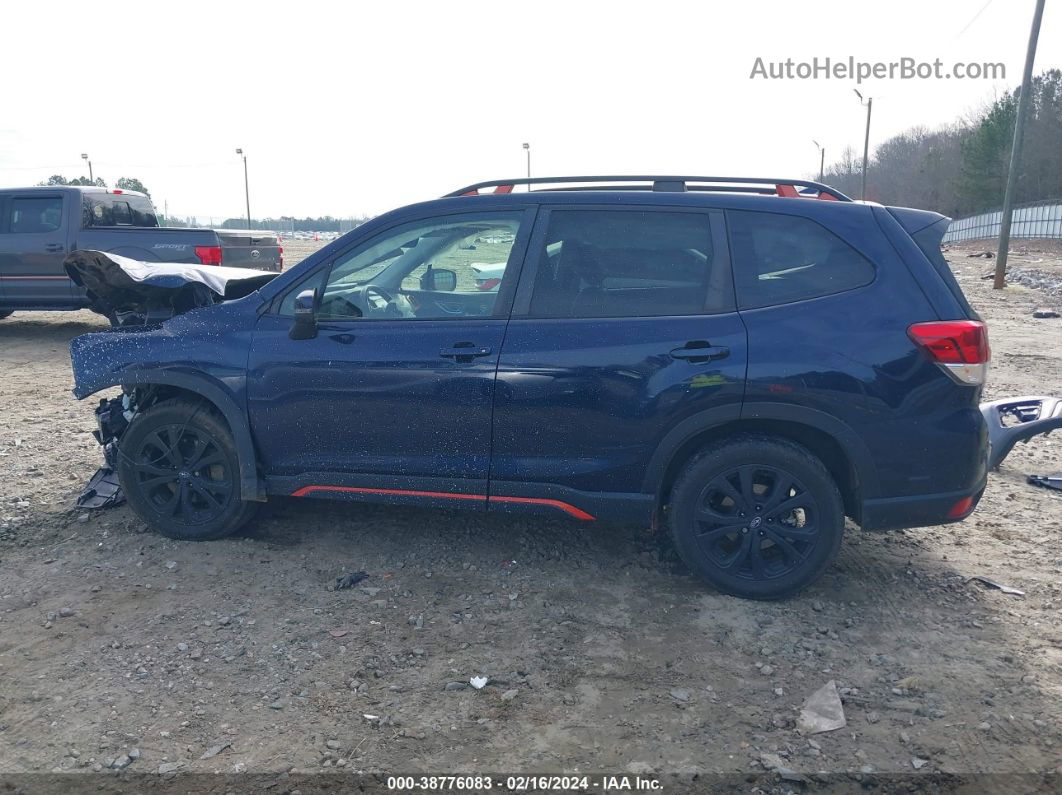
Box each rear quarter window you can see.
[82,194,159,227]
[727,210,875,309]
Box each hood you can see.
[65,250,280,326]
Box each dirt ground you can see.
[0,240,1060,792]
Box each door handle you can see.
[45,244,64,252]
[440,342,492,362]
[669,340,730,363]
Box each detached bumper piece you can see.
[76,393,134,509]
[981,396,1062,470]
[77,467,123,509]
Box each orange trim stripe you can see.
[289,485,595,520]
[489,495,596,520]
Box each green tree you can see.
[116,177,150,197]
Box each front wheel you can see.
[668,435,844,600]
[116,399,258,540]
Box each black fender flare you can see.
[91,370,263,501]
[641,402,880,499]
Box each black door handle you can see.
[440,342,492,362]
[45,243,64,252]
[670,340,729,363]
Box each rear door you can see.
[0,192,75,306]
[490,206,747,519]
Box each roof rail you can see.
[445,175,852,202]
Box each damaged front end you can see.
[79,386,164,509]
[69,250,279,508]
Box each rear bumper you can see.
[860,478,987,531]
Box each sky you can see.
[1,0,1058,222]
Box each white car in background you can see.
[470,261,506,292]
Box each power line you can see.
[955,0,995,40]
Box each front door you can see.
[247,209,533,504]
[491,207,747,519]
[0,192,74,307]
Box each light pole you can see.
[81,153,93,183]
[522,142,530,190]
[236,148,251,229]
[853,90,872,200]
[812,140,825,182]
[994,0,1047,290]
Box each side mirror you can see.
[421,267,457,292]
[289,288,318,340]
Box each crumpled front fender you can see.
[68,300,265,501]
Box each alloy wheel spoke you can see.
[764,476,795,512]
[188,480,221,510]
[768,494,809,519]
[767,530,802,563]
[772,522,817,541]
[746,538,767,578]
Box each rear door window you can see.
[9,196,63,233]
[727,210,875,309]
[526,210,728,318]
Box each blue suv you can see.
[69,176,989,599]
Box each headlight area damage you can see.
[67,250,280,508]
[65,249,279,327]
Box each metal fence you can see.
[944,200,1062,243]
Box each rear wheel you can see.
[668,435,843,600]
[116,399,258,540]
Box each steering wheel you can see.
[357,285,415,318]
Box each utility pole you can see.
[853,90,872,200]
[813,140,825,182]
[522,142,531,190]
[236,148,251,229]
[81,153,93,183]
[994,0,1046,290]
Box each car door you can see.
[490,206,747,520]
[246,208,534,505]
[0,192,74,306]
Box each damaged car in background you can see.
[66,176,1061,600]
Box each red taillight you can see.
[947,495,975,519]
[278,245,284,270]
[908,320,990,385]
[476,278,501,291]
[194,245,223,266]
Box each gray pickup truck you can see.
[0,186,282,317]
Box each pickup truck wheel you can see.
[668,436,843,600]
[116,399,258,541]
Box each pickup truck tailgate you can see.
[215,230,282,271]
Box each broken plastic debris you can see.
[199,741,231,760]
[470,676,489,690]
[335,571,369,590]
[1027,474,1062,492]
[77,466,125,509]
[965,575,1025,597]
[327,629,349,638]
[797,680,846,734]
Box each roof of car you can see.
[0,185,149,198]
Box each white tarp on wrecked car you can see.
[64,249,280,325]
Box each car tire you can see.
[668,435,843,600]
[116,398,258,541]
